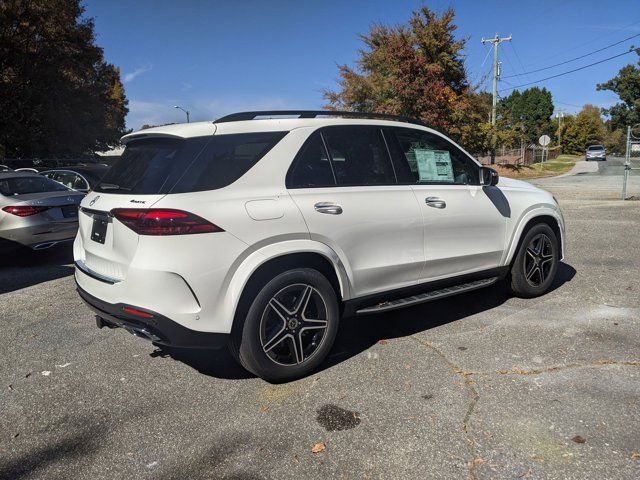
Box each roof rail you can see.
[214,110,429,128]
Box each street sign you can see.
[538,135,551,147]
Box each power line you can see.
[523,18,640,68]
[499,49,636,93]
[503,32,640,79]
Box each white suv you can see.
[74,111,565,382]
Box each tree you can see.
[323,6,490,154]
[497,87,554,145]
[0,0,128,157]
[597,49,640,130]
[561,105,606,154]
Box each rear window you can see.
[588,145,604,151]
[0,176,70,196]
[94,132,286,194]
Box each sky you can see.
[83,0,640,130]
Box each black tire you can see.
[230,268,339,383]
[509,223,559,298]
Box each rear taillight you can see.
[110,208,223,235]
[2,205,50,217]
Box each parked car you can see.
[14,167,39,173]
[40,164,110,193]
[74,110,565,382]
[586,144,606,161]
[0,172,84,251]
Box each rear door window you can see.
[322,126,396,186]
[286,131,336,188]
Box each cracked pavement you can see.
[1,157,639,479]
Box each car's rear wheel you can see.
[509,223,559,298]
[231,268,339,383]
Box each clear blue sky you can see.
[83,0,640,130]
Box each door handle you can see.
[314,202,343,215]
[425,197,446,209]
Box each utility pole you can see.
[481,33,512,164]
[556,108,565,152]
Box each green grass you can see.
[493,155,579,179]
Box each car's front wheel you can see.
[231,268,340,383]
[509,223,559,298]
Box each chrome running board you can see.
[356,277,499,315]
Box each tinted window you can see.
[322,126,396,186]
[95,137,203,194]
[287,131,335,188]
[95,132,285,195]
[0,176,69,195]
[391,128,479,185]
[587,145,604,151]
[171,132,286,193]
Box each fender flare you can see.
[502,205,565,265]
[216,239,353,333]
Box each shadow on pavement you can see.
[0,244,74,294]
[156,262,576,381]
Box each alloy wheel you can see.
[259,284,329,366]
[524,233,555,287]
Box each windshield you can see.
[0,176,70,196]
[587,145,604,151]
[94,132,287,194]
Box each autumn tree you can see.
[597,48,640,130]
[561,105,606,154]
[323,6,491,154]
[0,0,128,157]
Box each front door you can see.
[287,126,424,298]
[386,127,507,281]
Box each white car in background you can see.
[74,111,565,382]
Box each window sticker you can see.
[414,149,453,182]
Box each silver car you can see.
[586,144,606,161]
[0,172,84,251]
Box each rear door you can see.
[387,127,507,281]
[287,126,424,298]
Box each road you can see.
[531,156,640,199]
[1,165,640,479]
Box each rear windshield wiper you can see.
[99,183,131,191]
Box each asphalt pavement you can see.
[1,160,639,479]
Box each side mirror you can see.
[481,166,499,186]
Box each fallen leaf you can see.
[378,339,388,345]
[12,433,19,439]
[259,406,269,413]
[404,364,412,369]
[571,435,586,444]
[7,384,13,391]
[41,371,51,377]
[24,372,32,379]
[631,451,640,460]
[311,442,326,454]
[473,458,485,465]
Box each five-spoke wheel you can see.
[510,223,559,298]
[230,268,339,383]
[260,284,329,366]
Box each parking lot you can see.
[1,159,639,479]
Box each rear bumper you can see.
[0,222,78,249]
[76,284,228,349]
